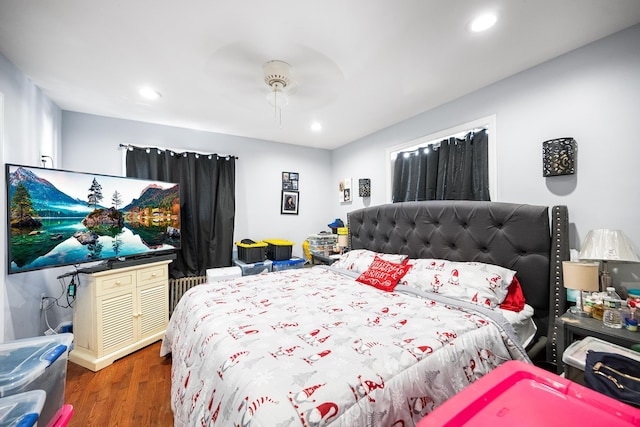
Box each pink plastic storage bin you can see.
[417,360,640,426]
[46,404,74,427]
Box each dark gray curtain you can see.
[126,146,236,278]
[392,129,490,202]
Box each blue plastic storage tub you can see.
[233,259,273,276]
[0,333,73,426]
[0,390,46,427]
[272,257,305,271]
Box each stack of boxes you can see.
[264,240,305,271]
[307,233,338,256]
[234,239,304,275]
[0,333,74,426]
[234,241,272,275]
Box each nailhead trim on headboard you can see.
[547,205,569,366]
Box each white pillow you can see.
[332,249,407,273]
[400,258,516,308]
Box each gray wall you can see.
[331,24,640,288]
[0,51,63,341]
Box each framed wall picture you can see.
[339,178,352,203]
[281,190,299,215]
[282,171,299,190]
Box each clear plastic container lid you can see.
[0,389,46,427]
[0,333,73,396]
[562,336,640,370]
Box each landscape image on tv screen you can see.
[6,164,181,274]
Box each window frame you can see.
[385,115,497,202]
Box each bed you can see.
[161,200,568,426]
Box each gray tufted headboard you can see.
[347,200,569,364]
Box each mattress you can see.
[162,265,529,426]
[499,304,536,348]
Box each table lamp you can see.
[578,229,640,291]
[336,227,349,253]
[562,261,600,316]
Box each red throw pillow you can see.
[356,256,411,292]
[499,276,526,312]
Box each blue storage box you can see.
[0,333,73,426]
[234,259,272,276]
[272,257,305,272]
[0,390,46,427]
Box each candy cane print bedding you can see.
[161,266,529,427]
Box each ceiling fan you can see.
[204,40,345,120]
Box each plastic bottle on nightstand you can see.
[603,287,624,328]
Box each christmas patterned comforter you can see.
[161,265,529,427]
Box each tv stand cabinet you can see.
[69,259,171,371]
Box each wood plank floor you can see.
[64,342,174,426]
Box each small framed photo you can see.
[281,190,299,215]
[282,171,299,190]
[339,178,352,203]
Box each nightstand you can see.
[555,310,640,375]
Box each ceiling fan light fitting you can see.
[266,85,289,108]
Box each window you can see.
[385,115,497,202]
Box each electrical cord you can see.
[41,270,79,335]
[49,269,78,309]
[41,270,78,314]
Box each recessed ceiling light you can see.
[310,122,322,132]
[469,13,497,32]
[139,87,161,100]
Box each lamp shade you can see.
[578,229,640,262]
[562,261,600,292]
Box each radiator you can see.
[169,276,207,315]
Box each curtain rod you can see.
[118,143,238,159]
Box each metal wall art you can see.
[358,178,371,197]
[542,137,576,177]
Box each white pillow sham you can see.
[399,258,516,308]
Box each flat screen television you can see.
[6,164,181,274]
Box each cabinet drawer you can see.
[95,272,134,296]
[137,264,168,286]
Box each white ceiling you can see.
[1,1,639,150]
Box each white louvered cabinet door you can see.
[96,289,136,356]
[136,279,169,340]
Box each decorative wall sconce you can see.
[359,178,371,197]
[542,137,576,177]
